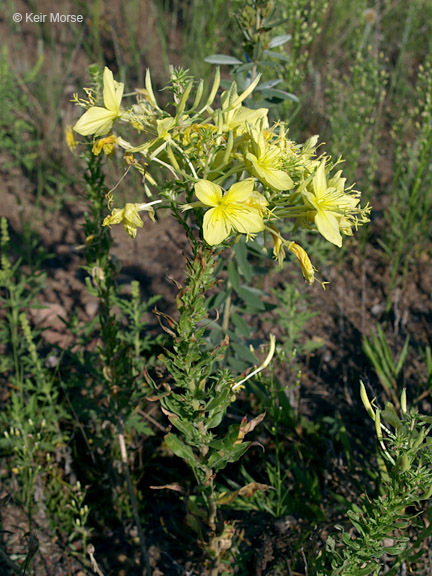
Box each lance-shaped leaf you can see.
[204,54,243,65]
[160,406,196,440]
[165,433,198,469]
[207,443,250,472]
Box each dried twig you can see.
[87,544,105,576]
[118,415,152,576]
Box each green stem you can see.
[222,282,232,337]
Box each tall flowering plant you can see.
[72,65,369,571]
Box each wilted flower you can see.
[102,200,161,238]
[363,8,378,24]
[65,125,78,151]
[92,135,118,156]
[268,226,315,284]
[288,242,315,285]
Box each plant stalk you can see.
[118,415,152,576]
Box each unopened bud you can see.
[401,389,407,414]
[360,381,375,421]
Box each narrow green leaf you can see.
[208,443,250,471]
[212,289,228,309]
[165,433,196,467]
[205,386,231,412]
[206,409,225,429]
[204,54,243,65]
[234,62,254,73]
[259,88,299,103]
[234,240,253,281]
[255,79,283,90]
[384,542,408,555]
[227,260,241,292]
[231,313,251,337]
[395,335,410,376]
[268,34,292,48]
[167,414,196,438]
[340,530,356,547]
[237,286,265,311]
[263,49,291,62]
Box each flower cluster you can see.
[73,66,370,283]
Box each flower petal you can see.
[250,130,266,158]
[224,179,254,203]
[124,203,144,228]
[224,205,264,234]
[312,161,327,199]
[315,209,342,247]
[124,222,138,238]
[227,107,269,133]
[246,190,268,215]
[195,180,223,207]
[157,117,176,139]
[335,193,359,210]
[103,67,124,113]
[73,107,116,136]
[203,206,231,245]
[103,208,125,227]
[252,162,293,191]
[302,190,319,211]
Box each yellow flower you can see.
[65,125,78,151]
[74,67,124,137]
[246,130,293,191]
[102,200,160,238]
[302,161,360,247]
[92,135,118,156]
[195,179,265,246]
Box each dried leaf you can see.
[235,412,266,444]
[153,308,177,337]
[149,483,184,493]
[217,482,271,505]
